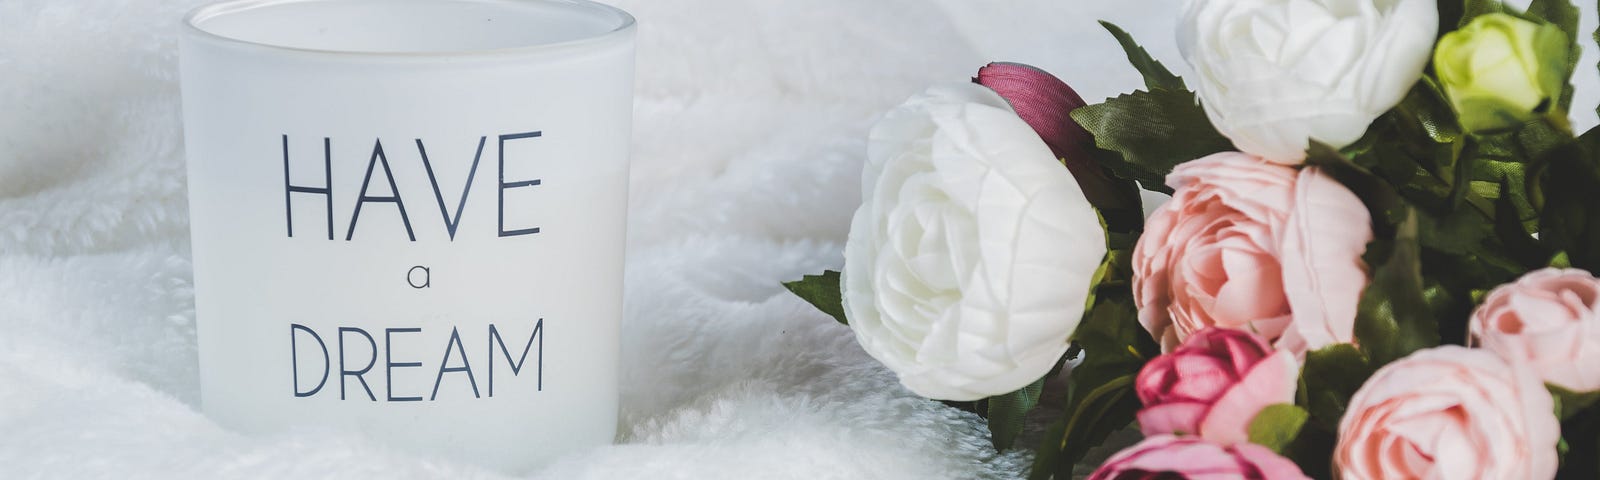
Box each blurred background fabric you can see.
[0,0,1594,478]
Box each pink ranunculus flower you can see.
[1135,327,1298,445]
[1471,267,1600,392]
[974,62,1137,210]
[1088,434,1311,480]
[1132,152,1372,356]
[1335,346,1560,480]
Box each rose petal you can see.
[1198,350,1299,445]
[1138,402,1210,437]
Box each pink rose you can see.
[1471,267,1600,392]
[1132,152,1372,356]
[1088,434,1310,480]
[1135,327,1298,445]
[974,62,1137,210]
[1335,346,1559,480]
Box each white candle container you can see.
[179,0,635,471]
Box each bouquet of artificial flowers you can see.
[785,0,1600,478]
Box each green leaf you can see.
[1081,248,1134,312]
[1493,176,1551,269]
[1291,344,1369,478]
[1098,21,1185,92]
[1559,434,1571,462]
[1414,202,1493,256]
[986,376,1047,450]
[1396,77,1463,145]
[1516,116,1578,162]
[1536,133,1600,271]
[1353,211,1440,365]
[1475,157,1536,225]
[1300,344,1375,432]
[1029,297,1158,479]
[1436,0,1464,38]
[1248,404,1310,454]
[782,270,847,325]
[1072,90,1233,194]
[1551,250,1573,268]
[1525,0,1581,104]
[1555,401,1600,477]
[1285,428,1337,480]
[1550,383,1600,420]
[1030,375,1139,480]
[1460,0,1511,26]
[1443,0,1552,30]
[1527,0,1579,43]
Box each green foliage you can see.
[1550,384,1600,420]
[1029,298,1158,479]
[1027,246,1150,474]
[1097,21,1185,92]
[986,376,1047,450]
[1557,401,1600,477]
[1435,0,1463,38]
[1286,344,1375,478]
[1316,65,1579,347]
[1248,404,1310,454]
[1551,250,1573,268]
[1527,0,1580,39]
[1353,212,1442,365]
[1299,344,1375,433]
[1458,0,1511,26]
[1493,176,1551,268]
[1070,24,1228,195]
[1525,0,1582,100]
[1296,13,1593,465]
[1079,247,1127,311]
[782,270,847,325]
[1285,429,1337,480]
[1396,77,1464,145]
[1536,131,1600,271]
[1526,0,1580,40]
[1071,90,1232,194]
[1295,91,1578,471]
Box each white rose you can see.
[841,83,1106,401]
[1179,0,1438,163]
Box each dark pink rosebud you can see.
[975,62,1136,211]
[1134,327,1298,446]
[1087,434,1311,480]
[975,62,1090,159]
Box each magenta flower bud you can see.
[975,63,1090,159]
[975,62,1136,211]
[1134,327,1298,445]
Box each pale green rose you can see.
[1434,13,1570,132]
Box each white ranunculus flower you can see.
[1179,0,1438,163]
[841,83,1106,401]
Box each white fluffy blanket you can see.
[2,0,1595,478]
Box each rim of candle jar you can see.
[183,0,636,60]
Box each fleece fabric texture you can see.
[1,0,1595,478]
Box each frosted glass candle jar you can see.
[179,0,634,471]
